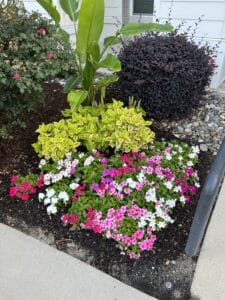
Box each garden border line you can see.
[0,223,157,300]
[191,178,225,300]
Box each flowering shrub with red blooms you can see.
[0,0,75,138]
[10,141,200,259]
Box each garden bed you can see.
[0,82,214,300]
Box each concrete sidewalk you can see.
[0,223,156,300]
[191,179,225,300]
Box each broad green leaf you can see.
[64,75,82,93]
[36,0,60,23]
[67,90,88,111]
[55,28,70,44]
[76,0,104,63]
[59,0,78,21]
[103,36,121,49]
[98,54,121,72]
[96,76,119,89]
[118,22,173,36]
[87,41,101,64]
[82,58,95,91]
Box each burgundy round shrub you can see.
[118,32,215,119]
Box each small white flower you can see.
[38,193,45,201]
[126,178,137,189]
[69,183,79,190]
[166,199,176,209]
[51,197,59,205]
[65,152,72,160]
[187,161,194,167]
[192,145,200,154]
[138,217,147,228]
[58,191,69,202]
[158,221,167,229]
[75,177,81,183]
[46,188,55,198]
[145,188,157,202]
[44,198,51,206]
[164,181,173,190]
[84,155,95,166]
[78,153,85,158]
[166,154,172,160]
[174,186,181,193]
[39,159,46,168]
[180,196,186,204]
[137,172,146,182]
[47,205,57,215]
[178,156,183,161]
[189,152,197,159]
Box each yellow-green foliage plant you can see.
[33,101,155,161]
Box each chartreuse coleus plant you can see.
[36,0,173,109]
[32,100,155,161]
[10,141,200,258]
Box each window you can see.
[133,0,154,15]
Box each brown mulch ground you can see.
[0,82,214,300]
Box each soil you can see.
[0,82,214,300]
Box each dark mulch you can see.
[0,82,214,300]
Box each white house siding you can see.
[23,0,122,47]
[155,0,225,88]
[23,0,225,88]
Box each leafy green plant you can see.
[32,100,155,161]
[36,0,173,109]
[0,0,75,138]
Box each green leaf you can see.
[67,90,88,111]
[118,22,173,36]
[96,76,119,89]
[59,0,78,21]
[36,0,60,23]
[87,41,101,64]
[103,36,121,49]
[64,75,82,93]
[55,28,70,44]
[98,54,121,72]
[82,58,95,91]
[76,0,104,63]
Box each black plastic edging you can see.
[185,137,225,257]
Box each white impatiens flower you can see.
[180,196,186,204]
[192,145,200,154]
[84,155,95,166]
[138,216,147,228]
[164,181,173,190]
[47,205,57,215]
[126,178,137,189]
[137,171,146,183]
[165,154,172,161]
[46,188,55,198]
[44,198,51,206]
[145,188,157,202]
[187,161,194,167]
[166,199,176,209]
[69,183,79,190]
[174,186,181,193]
[51,197,59,205]
[58,191,69,202]
[38,193,45,201]
[38,159,46,168]
[78,153,85,158]
[189,152,197,159]
[158,221,167,229]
